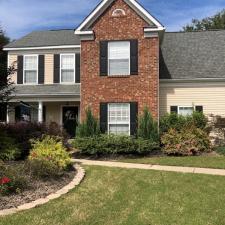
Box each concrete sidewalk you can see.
[72,159,225,176]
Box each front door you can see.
[62,106,79,137]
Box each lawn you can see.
[1,165,225,225]
[116,155,225,169]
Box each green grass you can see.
[116,155,225,169]
[1,166,225,225]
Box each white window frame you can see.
[178,106,194,116]
[108,103,130,136]
[108,41,130,76]
[60,53,76,84]
[23,55,38,85]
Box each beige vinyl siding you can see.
[44,54,54,84]
[8,54,17,83]
[8,53,54,84]
[159,81,225,117]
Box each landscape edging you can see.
[0,164,85,217]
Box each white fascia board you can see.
[74,30,94,35]
[75,0,109,32]
[144,27,165,32]
[4,45,81,51]
[129,0,164,29]
[75,0,165,33]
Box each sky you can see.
[1,0,225,40]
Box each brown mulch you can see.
[0,163,76,210]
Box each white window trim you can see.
[178,106,194,115]
[108,103,130,136]
[60,53,76,84]
[108,41,130,76]
[23,55,38,85]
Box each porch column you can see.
[6,105,9,124]
[38,101,43,123]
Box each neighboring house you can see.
[2,0,225,136]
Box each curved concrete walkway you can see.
[72,159,225,176]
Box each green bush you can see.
[215,146,225,155]
[28,135,71,178]
[160,112,207,134]
[0,162,27,196]
[0,130,20,161]
[161,126,211,156]
[73,134,160,155]
[76,107,100,137]
[138,107,159,142]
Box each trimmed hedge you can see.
[73,135,160,156]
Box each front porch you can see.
[7,101,80,136]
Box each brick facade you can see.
[80,0,159,121]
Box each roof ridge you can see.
[166,29,225,34]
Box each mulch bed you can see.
[0,162,76,210]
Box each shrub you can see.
[73,134,160,156]
[76,107,100,137]
[138,107,159,142]
[161,126,211,156]
[160,112,208,134]
[1,122,69,159]
[28,135,71,178]
[0,130,20,161]
[0,162,27,195]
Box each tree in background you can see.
[183,9,225,31]
[0,26,15,121]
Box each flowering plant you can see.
[0,176,12,195]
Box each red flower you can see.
[0,177,11,185]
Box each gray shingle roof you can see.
[14,84,80,97]
[5,30,80,48]
[160,30,225,79]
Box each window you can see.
[108,41,130,76]
[60,54,75,83]
[178,106,194,116]
[108,103,130,135]
[24,55,38,84]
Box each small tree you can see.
[138,107,159,142]
[76,107,100,137]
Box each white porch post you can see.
[6,105,9,124]
[38,101,43,123]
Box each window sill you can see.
[107,75,131,78]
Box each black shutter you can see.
[100,103,108,133]
[43,105,46,122]
[100,41,108,76]
[75,54,80,83]
[15,106,21,122]
[54,54,60,83]
[38,55,45,84]
[130,40,138,75]
[195,106,203,113]
[170,106,178,114]
[0,103,7,122]
[17,55,23,84]
[130,102,138,136]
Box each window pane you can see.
[24,71,37,83]
[179,107,193,116]
[108,42,130,59]
[109,124,129,135]
[109,59,129,75]
[61,70,74,83]
[109,103,130,123]
[108,41,130,75]
[61,55,74,69]
[24,56,37,70]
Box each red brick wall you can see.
[80,0,159,121]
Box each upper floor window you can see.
[60,54,75,83]
[108,103,130,135]
[23,55,38,84]
[108,41,130,76]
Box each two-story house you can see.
[3,0,225,136]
